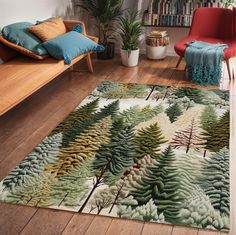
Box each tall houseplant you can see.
[119,11,142,67]
[78,0,123,59]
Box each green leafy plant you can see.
[78,0,123,44]
[224,0,236,8]
[119,11,143,54]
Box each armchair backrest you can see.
[189,8,233,40]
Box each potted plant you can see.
[78,0,123,60]
[119,11,142,67]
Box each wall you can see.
[0,0,74,29]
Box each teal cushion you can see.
[42,31,104,64]
[72,24,83,33]
[2,22,47,55]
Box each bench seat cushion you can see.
[42,31,104,64]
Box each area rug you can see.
[0,82,230,232]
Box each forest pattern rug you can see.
[0,82,230,232]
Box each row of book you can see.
[149,1,224,16]
[144,13,193,27]
[144,0,224,27]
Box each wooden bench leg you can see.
[226,59,232,80]
[176,56,183,68]
[86,53,94,73]
[69,65,74,72]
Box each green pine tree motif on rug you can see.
[3,133,62,191]
[133,123,167,161]
[130,146,184,222]
[165,103,183,123]
[78,125,136,213]
[201,110,230,153]
[199,147,230,216]
[51,98,99,135]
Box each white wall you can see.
[0,0,74,29]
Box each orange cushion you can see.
[0,36,48,60]
[29,17,66,41]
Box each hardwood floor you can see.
[0,56,235,235]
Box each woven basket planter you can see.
[146,35,170,60]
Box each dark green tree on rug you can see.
[165,103,183,123]
[133,123,167,161]
[198,147,230,216]
[96,81,121,94]
[127,84,149,98]
[201,110,230,153]
[200,105,218,131]
[171,118,204,154]
[213,90,229,102]
[78,125,136,213]
[117,104,163,126]
[130,146,184,222]
[51,98,99,136]
[2,133,62,191]
[174,87,204,104]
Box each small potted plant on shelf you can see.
[78,0,123,60]
[119,11,142,67]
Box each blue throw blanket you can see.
[184,41,228,86]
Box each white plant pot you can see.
[120,49,140,67]
[146,45,168,60]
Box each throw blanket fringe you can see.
[187,64,222,86]
[185,41,228,86]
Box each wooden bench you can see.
[0,20,98,116]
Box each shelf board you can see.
[143,25,190,28]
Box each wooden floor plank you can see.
[171,226,198,235]
[19,209,74,235]
[105,218,144,235]
[198,229,220,235]
[142,222,173,235]
[62,214,95,235]
[0,204,37,235]
[85,216,113,235]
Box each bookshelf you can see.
[143,0,225,27]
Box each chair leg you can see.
[226,59,232,80]
[86,53,94,73]
[176,56,183,68]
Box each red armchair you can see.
[174,7,236,80]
